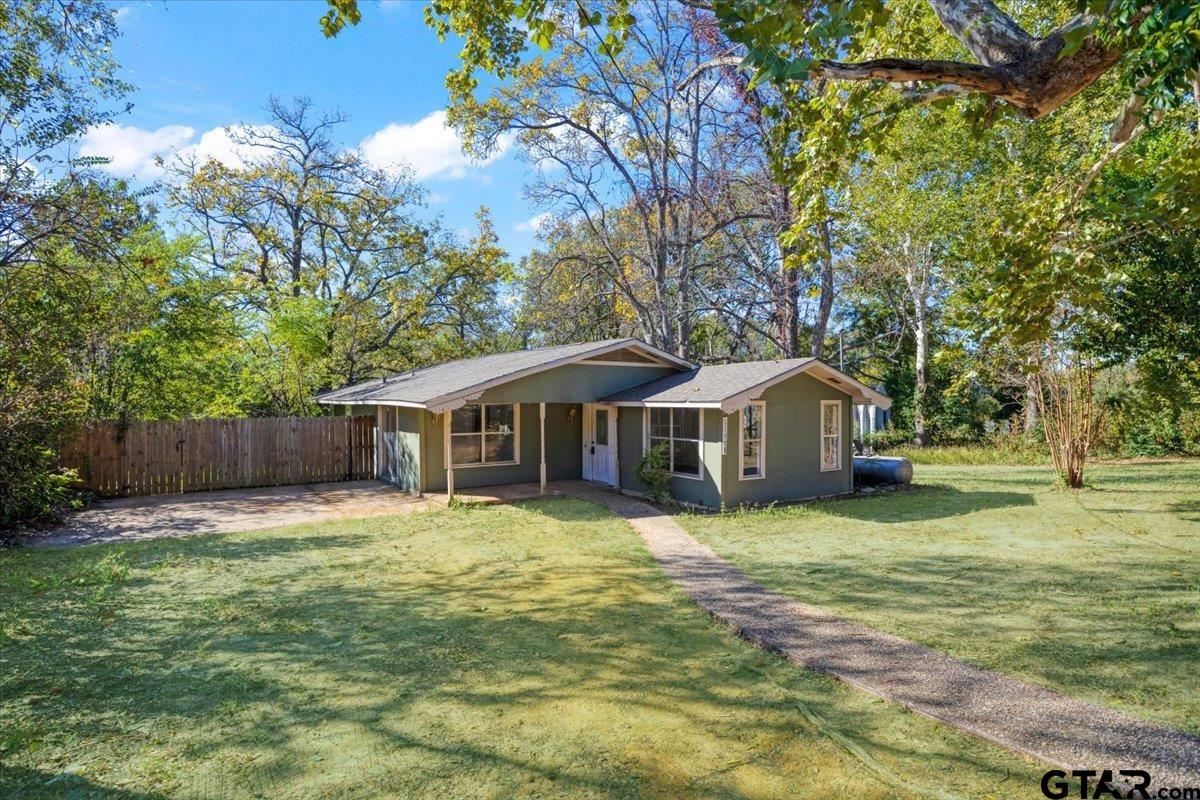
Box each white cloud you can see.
[79,123,195,180]
[78,121,289,180]
[360,110,510,180]
[513,212,552,233]
[182,124,279,169]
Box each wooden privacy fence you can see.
[60,416,376,498]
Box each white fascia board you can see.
[316,397,429,409]
[716,361,894,413]
[605,400,724,408]
[805,363,893,410]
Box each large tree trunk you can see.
[912,299,930,446]
[810,216,835,358]
[776,264,799,358]
[691,1,1135,139]
[773,184,800,358]
[1024,373,1040,434]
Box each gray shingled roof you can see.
[317,338,688,408]
[600,359,817,404]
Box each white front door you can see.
[583,403,617,485]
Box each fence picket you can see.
[58,415,376,498]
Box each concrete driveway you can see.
[27,480,428,548]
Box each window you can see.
[740,402,765,479]
[449,403,518,466]
[594,408,609,446]
[646,407,701,478]
[820,400,842,472]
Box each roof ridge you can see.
[391,337,632,376]
[317,337,641,400]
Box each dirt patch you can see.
[23,480,428,548]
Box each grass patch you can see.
[0,499,1048,798]
[680,462,1200,735]
[880,443,1049,466]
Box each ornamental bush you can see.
[634,443,672,505]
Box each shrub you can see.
[0,445,80,531]
[864,426,916,452]
[634,443,672,505]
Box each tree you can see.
[322,1,1198,144]
[449,2,780,358]
[0,0,130,274]
[166,97,513,412]
[843,111,986,445]
[0,0,135,526]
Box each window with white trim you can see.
[820,400,842,472]
[740,401,765,479]
[646,407,701,478]
[450,403,518,466]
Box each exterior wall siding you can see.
[377,405,422,494]
[617,407,723,508]
[423,402,583,492]
[420,360,671,493]
[719,372,853,507]
[472,362,678,405]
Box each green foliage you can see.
[1099,365,1200,458]
[634,443,672,505]
[0,1,138,529]
[167,99,515,415]
[880,440,1050,466]
[0,450,79,531]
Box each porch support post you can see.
[374,405,383,480]
[444,414,455,503]
[539,402,547,494]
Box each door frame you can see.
[582,403,618,486]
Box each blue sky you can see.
[86,0,542,259]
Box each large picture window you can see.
[646,407,701,478]
[740,402,765,479]
[820,400,842,472]
[450,403,518,466]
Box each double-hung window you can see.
[820,400,842,471]
[450,403,518,466]
[739,401,765,479]
[646,407,702,478]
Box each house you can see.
[317,338,891,509]
[854,399,892,438]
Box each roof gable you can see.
[600,358,891,411]
[316,338,692,411]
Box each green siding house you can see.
[317,338,891,509]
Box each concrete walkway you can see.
[566,485,1200,787]
[28,481,428,548]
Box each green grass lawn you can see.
[680,461,1200,736]
[0,499,1049,799]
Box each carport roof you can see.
[315,338,692,412]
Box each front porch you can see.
[424,478,617,508]
[376,401,624,501]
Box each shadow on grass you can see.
[0,767,168,799]
[813,484,1036,522]
[0,507,1041,799]
[1167,497,1200,522]
[730,548,1199,736]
